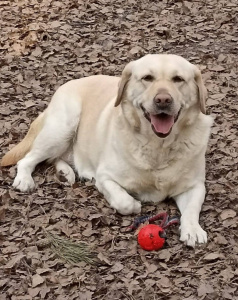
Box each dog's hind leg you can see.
[12,86,81,192]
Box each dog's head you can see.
[115,54,207,138]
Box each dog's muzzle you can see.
[141,104,182,138]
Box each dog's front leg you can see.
[96,179,141,215]
[174,183,207,247]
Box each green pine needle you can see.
[44,231,98,266]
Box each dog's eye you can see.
[172,76,184,83]
[142,75,154,82]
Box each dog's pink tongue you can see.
[150,114,174,134]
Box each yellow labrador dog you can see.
[1,54,213,247]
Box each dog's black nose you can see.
[154,93,173,105]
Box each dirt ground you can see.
[0,0,238,299]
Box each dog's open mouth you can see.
[141,106,181,138]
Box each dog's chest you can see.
[118,137,201,200]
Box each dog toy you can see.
[138,224,165,250]
[124,212,179,251]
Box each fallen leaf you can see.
[207,99,219,106]
[220,209,236,220]
[197,283,214,296]
[209,65,225,72]
[28,287,41,297]
[203,252,223,261]
[158,276,171,288]
[0,279,9,287]
[111,262,124,273]
[4,254,25,269]
[32,274,45,287]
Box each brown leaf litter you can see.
[0,0,237,299]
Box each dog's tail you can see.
[1,113,45,167]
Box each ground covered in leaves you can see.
[0,0,238,299]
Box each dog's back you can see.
[1,75,119,167]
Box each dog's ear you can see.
[194,66,207,114]
[115,62,133,107]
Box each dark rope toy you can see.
[124,212,180,232]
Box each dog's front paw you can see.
[180,222,207,248]
[13,175,35,192]
[113,197,142,215]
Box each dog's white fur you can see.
[2,54,213,247]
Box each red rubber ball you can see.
[138,224,165,251]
